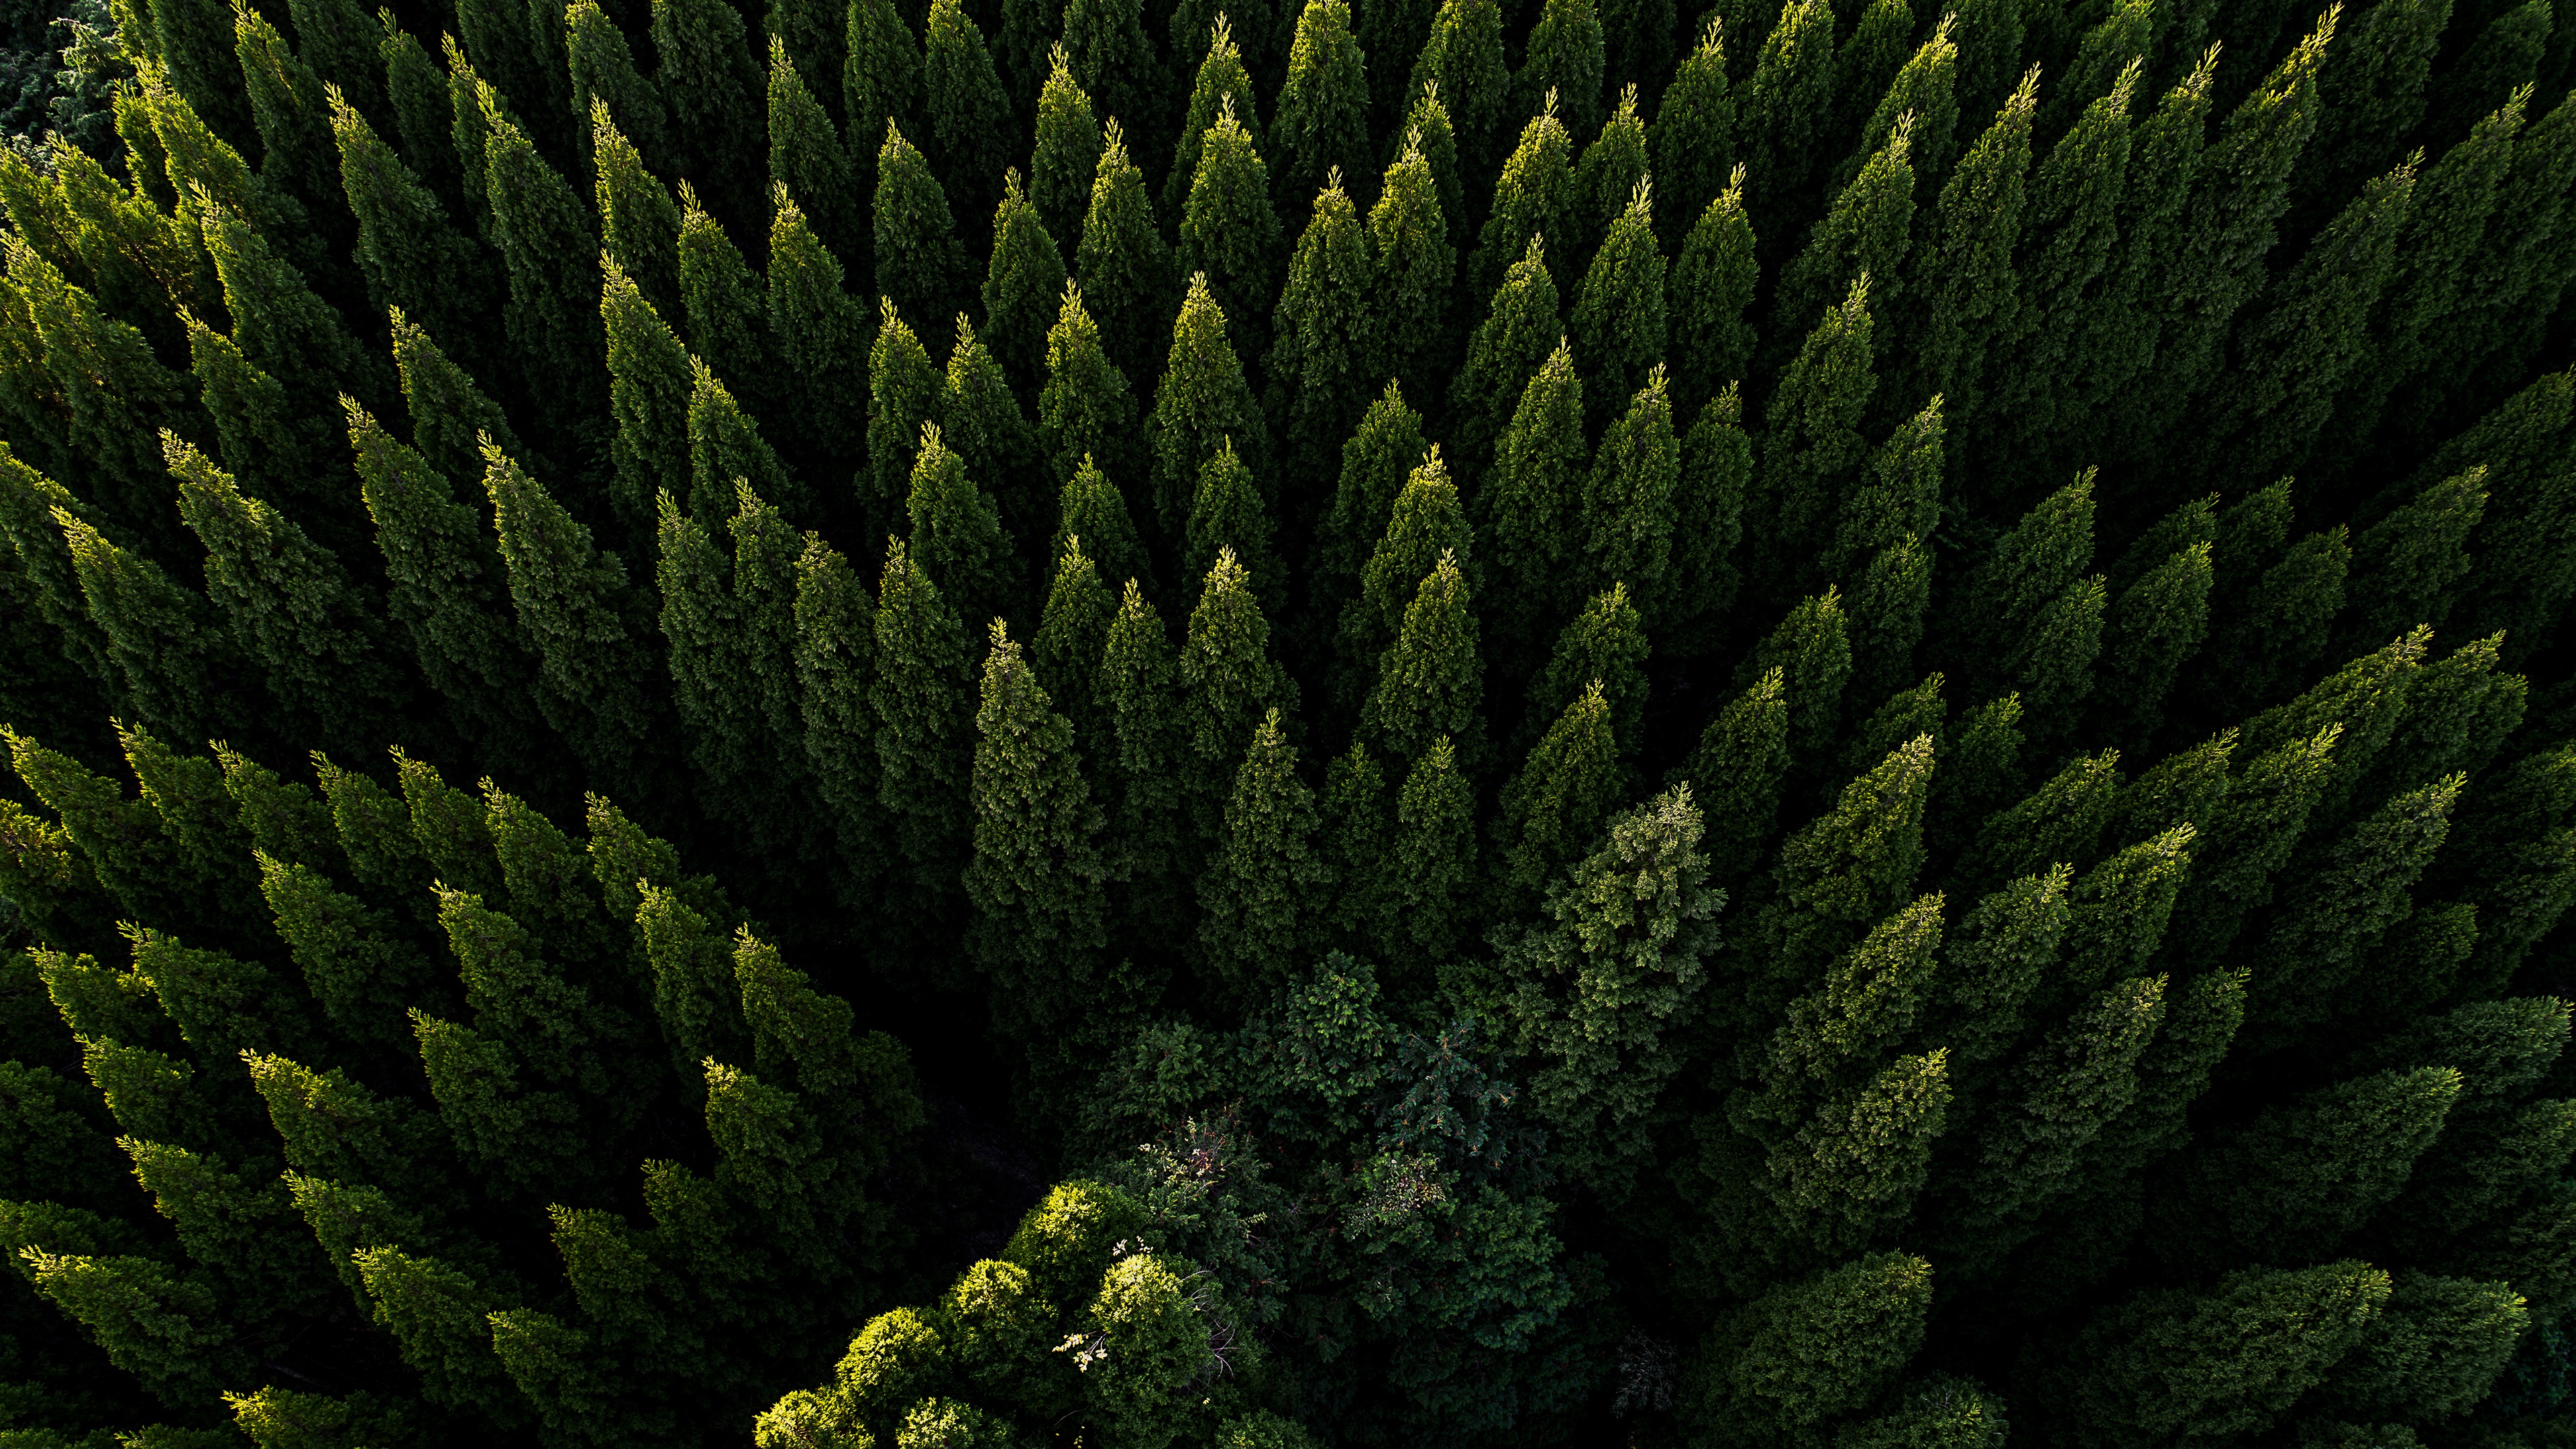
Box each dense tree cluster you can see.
[1,0,2576,1442]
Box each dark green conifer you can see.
[922,0,1014,219]
[1334,444,1466,708]
[1179,547,1297,840]
[1149,271,1266,542]
[963,620,1109,1013]
[791,535,888,906]
[1183,439,1281,618]
[331,89,482,362]
[593,103,684,328]
[1165,17,1259,220]
[940,318,1044,543]
[1493,680,1619,912]
[769,37,863,263]
[908,422,1017,633]
[1409,0,1505,174]
[1385,733,1477,970]
[1479,337,1585,675]
[1197,708,1326,1002]
[1059,0,1163,178]
[1570,83,1648,255]
[845,0,922,162]
[1898,68,2035,442]
[2342,468,2486,653]
[1519,582,1645,765]
[871,536,976,897]
[1177,97,1283,362]
[1582,367,1678,625]
[1738,0,1835,203]
[478,95,603,427]
[381,23,460,207]
[1076,121,1177,390]
[1515,0,1604,140]
[1570,176,1664,427]
[767,184,870,473]
[1670,665,1787,883]
[655,0,767,213]
[1843,13,1957,201]
[1468,100,1572,297]
[1652,16,1733,243]
[1095,577,1191,922]
[1269,0,1370,206]
[2094,541,2214,751]
[687,358,802,527]
[1770,118,1913,371]
[1031,44,1106,252]
[873,123,972,346]
[1039,281,1140,487]
[54,511,246,746]
[572,0,676,178]
[1032,537,1116,757]
[1360,550,1482,767]
[236,7,339,223]
[983,170,1070,389]
[867,299,945,538]
[1758,275,1876,594]
[1265,173,1378,486]
[1448,233,1557,480]
[1051,453,1152,597]
[601,260,694,538]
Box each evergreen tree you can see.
[769,36,863,264]
[874,123,973,346]
[1076,121,1177,390]
[164,437,405,759]
[1449,233,1559,476]
[687,357,803,527]
[1581,367,1678,626]
[983,170,1071,390]
[908,421,1017,633]
[478,95,604,429]
[1039,281,1140,488]
[1265,170,1378,487]
[594,101,685,325]
[1177,97,1283,364]
[1334,443,1466,709]
[963,620,1109,1022]
[1678,1254,1935,1440]
[1514,0,1605,141]
[1652,16,1733,244]
[2341,467,2487,654]
[1569,83,1648,256]
[1032,537,1116,758]
[845,0,922,160]
[1165,16,1260,221]
[922,0,1014,221]
[1269,0,1370,207]
[1670,168,1756,411]
[1197,708,1327,1003]
[1768,119,1914,374]
[1898,68,2035,445]
[1179,547,1297,841]
[1477,336,1584,676]
[1059,0,1163,178]
[1032,42,1106,253]
[871,536,976,901]
[602,259,696,538]
[2094,541,2214,751]
[1052,453,1152,599]
[1738,0,1835,203]
[867,299,945,540]
[1095,577,1191,925]
[235,7,339,224]
[676,185,772,408]
[1183,439,1281,618]
[1493,679,1619,913]
[1670,665,1788,883]
[1400,80,1467,244]
[1519,582,1646,764]
[655,0,767,215]
[572,0,676,179]
[792,534,889,907]
[1150,271,1267,543]
[767,184,871,474]
[941,318,1046,545]
[330,91,482,367]
[1758,275,1877,596]
[1569,176,1664,428]
[1359,549,1482,767]
[1468,101,1573,298]
[52,511,246,747]
[1368,140,1453,402]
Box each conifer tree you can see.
[1052,454,1152,597]
[655,0,767,213]
[1493,680,1619,913]
[1032,43,1106,253]
[1830,0,1911,156]
[1269,0,1370,207]
[1265,172,1377,484]
[381,24,460,205]
[791,535,888,905]
[1183,439,1281,618]
[1570,84,1648,256]
[940,318,1044,543]
[1383,733,1475,971]
[1468,101,1573,297]
[1032,537,1116,757]
[1668,168,1756,413]
[602,258,696,540]
[331,89,482,365]
[2341,467,2487,653]
[1094,577,1191,923]
[676,185,771,405]
[767,184,870,473]
[592,105,684,327]
[1570,177,1665,428]
[1177,97,1284,363]
[1582,368,1678,627]
[164,436,404,759]
[1179,548,1296,840]
[197,201,390,427]
[1360,550,1482,767]
[866,299,945,539]
[1652,16,1733,241]
[1197,708,1326,1002]
[983,170,1070,390]
[1738,0,1835,203]
[964,620,1109,1016]
[844,0,921,162]
[874,123,973,347]
[482,442,664,794]
[1515,0,1605,140]
[769,38,863,264]
[1898,68,2035,443]
[2094,541,2214,751]
[1368,140,1453,401]
[1770,119,1914,372]
[1076,121,1177,390]
[871,536,975,900]
[1165,17,1259,221]
[1478,337,1584,676]
[1149,272,1267,542]
[1039,281,1140,487]
[922,0,1014,221]
[1401,80,1466,237]
[236,7,339,227]
[478,97,604,429]
[1670,665,1788,883]
[1758,275,1877,594]
[1520,582,1646,763]
[1059,0,1163,176]
[687,358,803,527]
[1846,13,1958,203]
[908,422,1017,633]
[1409,0,1506,178]
[572,0,676,179]
[1334,443,1467,708]
[52,511,246,747]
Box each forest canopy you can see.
[0,0,2574,1442]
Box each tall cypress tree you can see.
[982,170,1070,390]
[1149,271,1265,541]
[1095,577,1191,927]
[1768,117,1915,372]
[1177,97,1284,364]
[922,0,1014,221]
[1032,43,1106,251]
[789,535,888,908]
[908,422,1017,633]
[330,90,483,368]
[687,357,804,527]
[963,620,1109,1018]
[600,255,697,541]
[866,299,945,541]
[1409,0,1506,172]
[654,0,767,216]
[571,0,676,178]
[1738,0,1835,203]
[1582,366,1679,627]
[1166,15,1262,221]
[1359,548,1483,768]
[1757,275,1877,598]
[164,436,406,760]
[1265,172,1377,483]
[1075,121,1177,390]
[1031,537,1116,759]
[1467,99,1573,297]
[871,537,975,905]
[1569,83,1648,256]
[1368,138,1453,402]
[1318,382,1430,612]
[1519,581,1646,766]
[769,36,863,264]
[1515,0,1605,140]
[1493,680,1619,913]
[1269,0,1371,207]
[1449,232,1558,476]
[1038,280,1140,488]
[478,93,604,430]
[1570,176,1665,428]
[236,7,340,227]
[1479,337,1585,676]
[1652,15,1734,243]
[1662,385,1752,658]
[1334,443,1468,714]
[482,442,665,796]
[873,123,973,347]
[942,319,1046,546]
[767,184,871,476]
[1179,547,1297,841]
[1052,453,1152,598]
[1898,68,2035,447]
[1385,733,1477,974]
[676,184,772,404]
[1197,708,1327,1004]
[593,101,685,325]
[52,511,247,747]
[1059,0,1164,178]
